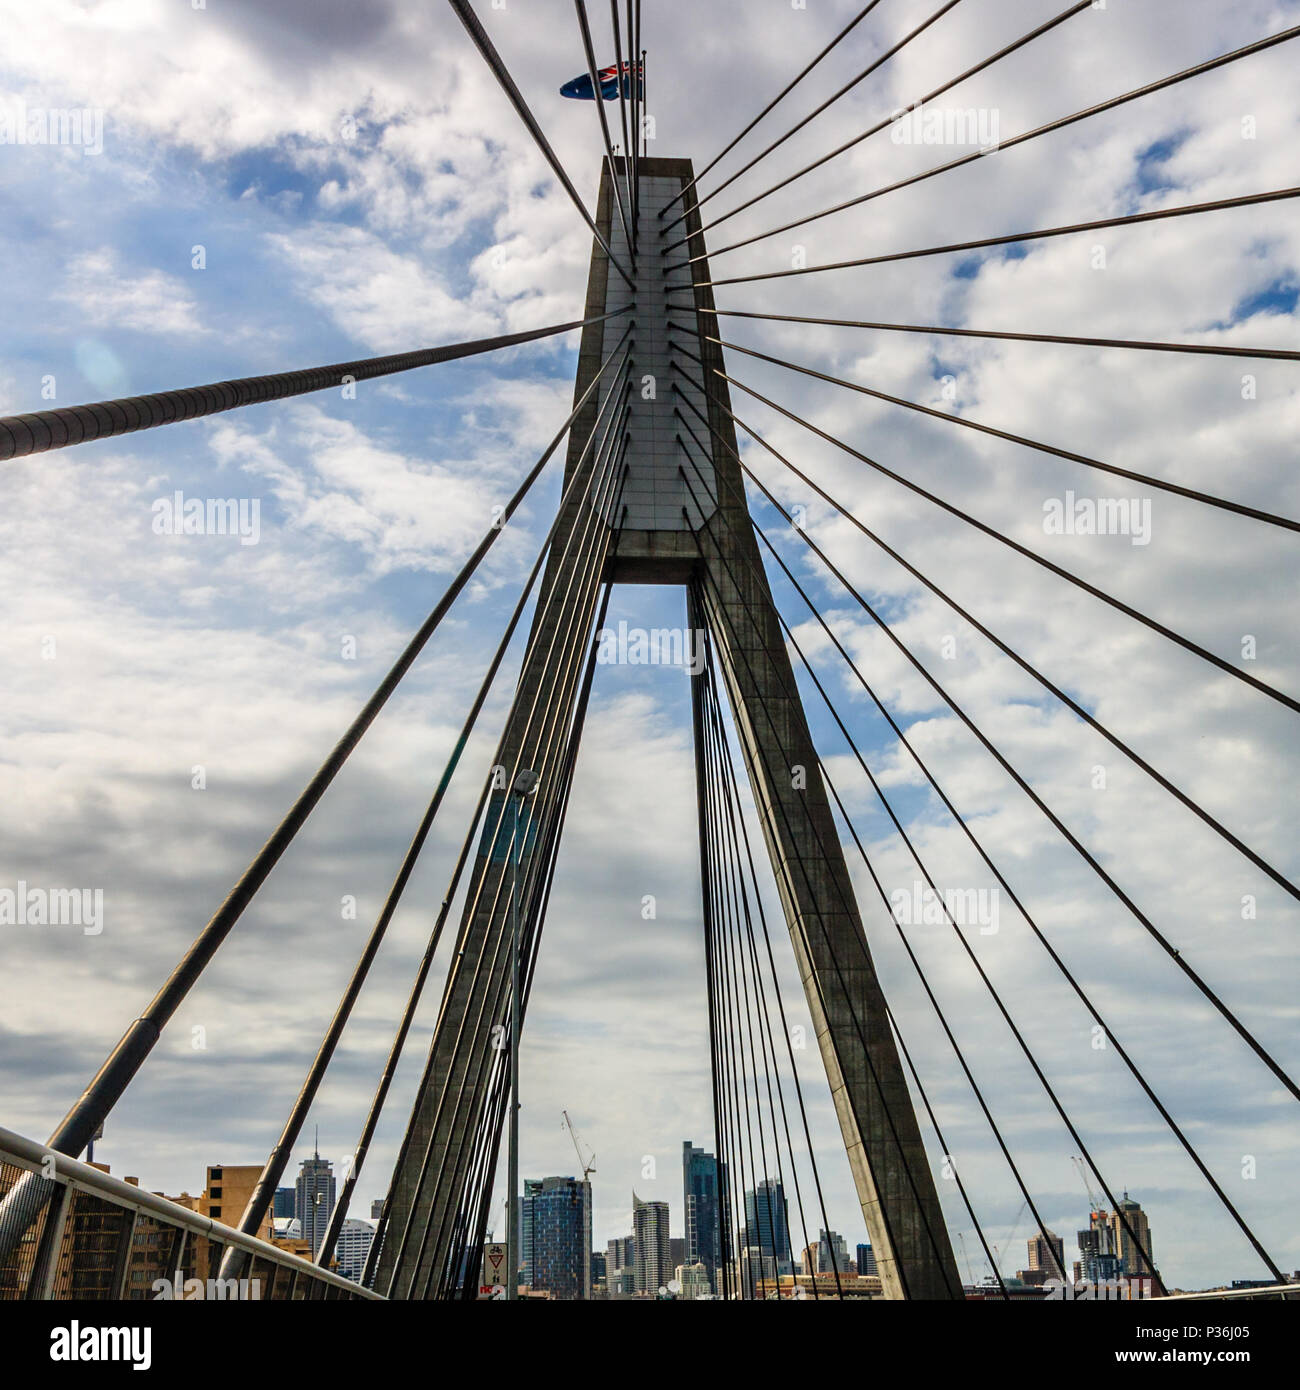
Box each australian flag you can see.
[560,60,642,100]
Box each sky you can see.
[1,0,1298,1295]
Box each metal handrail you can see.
[0,1123,382,1299]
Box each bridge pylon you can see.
[374,158,961,1301]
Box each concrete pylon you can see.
[376,157,961,1300]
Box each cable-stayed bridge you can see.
[1,0,1298,1304]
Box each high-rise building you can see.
[676,1261,713,1300]
[1077,1213,1121,1285]
[817,1229,850,1274]
[607,1236,636,1298]
[1027,1229,1066,1280]
[295,1153,336,1257]
[857,1242,878,1277]
[632,1193,671,1295]
[520,1176,591,1300]
[1109,1194,1155,1277]
[333,1218,376,1284]
[272,1187,296,1220]
[743,1179,791,1273]
[683,1141,722,1290]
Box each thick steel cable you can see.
[658,0,886,221]
[672,374,1300,1107]
[702,619,856,1299]
[416,522,624,1302]
[677,0,1092,243]
[676,338,1300,712]
[242,375,638,1271]
[440,564,623,1298]
[42,348,630,1170]
[379,388,632,1292]
[664,186,1300,290]
[681,455,1066,1293]
[626,0,639,235]
[673,322,1300,532]
[447,0,635,288]
[710,311,1300,366]
[700,653,838,1297]
[747,497,1284,1286]
[669,341,1300,898]
[446,518,630,1297]
[609,0,636,227]
[700,690,766,1297]
[683,24,1300,261]
[687,538,962,1299]
[575,0,634,254]
[316,346,636,1270]
[704,680,793,1297]
[734,529,1285,1291]
[0,309,629,462]
[403,422,633,1295]
[634,0,643,199]
[694,640,747,1299]
[660,0,966,238]
[415,450,632,1297]
[360,383,631,1289]
[689,587,738,1300]
[678,507,963,1298]
[687,413,1175,1288]
[359,769,495,1289]
[679,439,1005,1301]
[384,394,632,1292]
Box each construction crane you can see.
[1072,1155,1105,1216]
[561,1110,595,1181]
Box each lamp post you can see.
[506,768,538,1301]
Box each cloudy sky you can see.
[1,0,1298,1294]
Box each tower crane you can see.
[1072,1155,1105,1216]
[562,1110,595,1181]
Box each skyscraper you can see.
[743,1179,791,1277]
[632,1193,671,1295]
[295,1153,336,1257]
[682,1141,722,1291]
[333,1218,376,1284]
[817,1228,850,1274]
[1109,1194,1155,1278]
[520,1176,592,1300]
[607,1236,636,1298]
[1027,1229,1066,1280]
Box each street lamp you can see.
[506,767,538,1301]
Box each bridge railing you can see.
[0,1124,381,1301]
